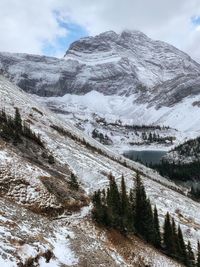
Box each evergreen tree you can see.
[69,173,79,190]
[107,173,121,228]
[14,107,22,132]
[128,188,135,232]
[143,199,155,243]
[163,212,174,256]
[120,175,129,230]
[177,225,187,264]
[148,132,153,142]
[153,206,161,248]
[121,175,128,213]
[135,171,145,234]
[117,175,134,232]
[0,108,7,122]
[187,241,195,267]
[134,172,154,243]
[13,108,22,145]
[196,241,200,267]
[171,218,180,259]
[92,190,103,223]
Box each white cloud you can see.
[0,0,67,54]
[0,0,200,61]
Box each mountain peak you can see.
[1,29,200,101]
[98,30,118,38]
[120,29,148,39]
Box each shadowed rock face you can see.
[0,30,200,106]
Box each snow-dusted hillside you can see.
[36,90,200,153]
[0,76,200,266]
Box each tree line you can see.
[0,108,44,147]
[141,131,174,144]
[92,172,200,267]
[151,161,200,182]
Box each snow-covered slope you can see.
[37,90,200,148]
[0,76,200,266]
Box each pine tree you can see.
[196,241,200,267]
[92,190,106,224]
[143,199,155,244]
[14,107,22,132]
[171,218,179,259]
[69,173,79,190]
[121,175,128,213]
[13,107,22,144]
[108,173,121,228]
[135,172,145,233]
[128,188,135,232]
[177,225,187,264]
[0,108,7,122]
[134,172,154,243]
[153,206,161,248]
[163,212,174,256]
[187,241,195,267]
[120,175,129,230]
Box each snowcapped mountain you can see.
[1,30,200,147]
[64,30,200,99]
[0,76,200,266]
[1,30,200,104]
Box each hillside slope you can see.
[0,76,200,266]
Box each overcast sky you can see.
[1,0,200,61]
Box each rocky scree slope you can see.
[0,76,199,266]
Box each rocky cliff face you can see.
[1,30,200,107]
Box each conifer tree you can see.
[187,241,195,267]
[177,225,187,264]
[108,173,121,228]
[120,175,129,229]
[0,108,7,122]
[163,212,174,256]
[69,173,79,190]
[128,188,135,232]
[14,107,22,132]
[153,206,161,248]
[171,218,179,258]
[196,241,200,267]
[92,190,104,223]
[143,199,155,243]
[121,175,128,215]
[134,172,154,242]
[13,107,22,144]
[135,171,145,234]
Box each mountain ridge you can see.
[0,30,200,105]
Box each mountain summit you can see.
[0,30,200,104]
